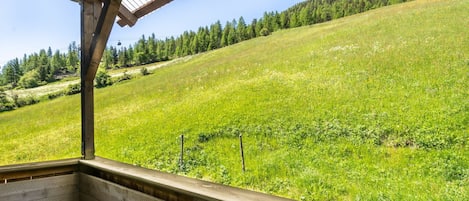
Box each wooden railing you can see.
[0,157,293,201]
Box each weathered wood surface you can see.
[81,0,122,160]
[117,4,137,27]
[0,174,79,201]
[0,158,78,173]
[79,173,164,201]
[0,158,79,181]
[0,157,293,201]
[80,157,294,201]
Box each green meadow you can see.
[1,0,468,200]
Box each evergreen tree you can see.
[290,12,299,28]
[148,33,157,62]
[47,46,53,58]
[127,45,135,65]
[67,42,79,72]
[208,21,222,50]
[190,35,199,55]
[221,21,232,47]
[299,6,312,26]
[247,19,258,38]
[51,50,66,74]
[118,47,130,67]
[196,26,209,53]
[279,12,289,29]
[134,35,149,65]
[255,19,264,37]
[38,49,52,82]
[237,16,248,41]
[101,48,112,69]
[2,58,22,87]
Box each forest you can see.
[0,0,408,111]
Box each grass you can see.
[1,0,468,200]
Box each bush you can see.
[47,91,64,100]
[140,67,150,76]
[18,70,41,89]
[115,70,132,83]
[65,83,81,95]
[0,102,16,112]
[13,95,39,107]
[0,89,15,112]
[95,70,112,88]
[260,28,271,36]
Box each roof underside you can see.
[72,0,172,27]
[118,0,173,27]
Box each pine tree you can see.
[299,6,312,26]
[255,19,264,37]
[47,47,53,58]
[227,23,237,45]
[67,42,79,72]
[290,12,299,28]
[279,12,289,29]
[127,45,135,65]
[208,21,222,50]
[101,49,112,69]
[2,58,22,87]
[148,33,157,62]
[248,19,258,38]
[38,49,52,81]
[237,16,247,41]
[51,50,66,74]
[221,21,232,47]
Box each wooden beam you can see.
[80,157,295,201]
[81,0,122,160]
[81,0,99,161]
[134,0,172,18]
[85,0,122,81]
[117,5,137,27]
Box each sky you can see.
[0,0,304,67]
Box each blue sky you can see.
[0,0,304,67]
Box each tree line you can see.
[0,0,408,111]
[101,0,409,68]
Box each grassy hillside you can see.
[1,0,468,200]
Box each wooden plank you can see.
[133,0,173,18]
[79,193,99,201]
[79,173,164,201]
[0,174,78,201]
[0,158,78,181]
[0,166,77,181]
[0,158,78,174]
[85,0,122,81]
[80,157,294,201]
[36,192,79,201]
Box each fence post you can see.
[239,134,245,172]
[180,134,184,171]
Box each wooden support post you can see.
[81,0,122,160]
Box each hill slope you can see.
[1,0,468,200]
